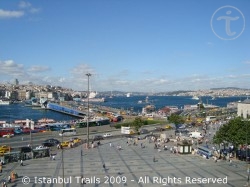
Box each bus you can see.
[59,128,76,136]
[197,146,213,158]
[121,126,135,135]
[0,128,15,137]
[205,116,217,122]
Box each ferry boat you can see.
[82,91,106,102]
[0,99,10,105]
[191,96,199,100]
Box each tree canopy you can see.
[132,117,145,132]
[168,114,185,125]
[213,117,250,147]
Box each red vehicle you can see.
[0,128,15,137]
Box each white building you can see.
[237,99,250,119]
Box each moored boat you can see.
[0,99,10,105]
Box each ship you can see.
[0,99,10,105]
[82,91,106,102]
[191,96,200,100]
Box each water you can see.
[0,96,246,122]
[100,95,246,112]
[0,104,76,123]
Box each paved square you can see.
[4,137,247,187]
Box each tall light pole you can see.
[86,73,91,148]
[61,134,65,187]
[29,119,33,148]
[245,118,249,187]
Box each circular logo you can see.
[22,176,30,185]
[211,5,245,40]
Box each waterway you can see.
[0,96,246,122]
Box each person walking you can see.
[2,181,7,187]
[20,160,23,166]
[103,163,106,170]
[8,175,11,183]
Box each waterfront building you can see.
[17,89,27,100]
[237,98,250,119]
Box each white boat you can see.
[126,93,131,97]
[82,91,106,102]
[89,91,97,99]
[191,96,199,100]
[211,96,216,100]
[0,99,10,105]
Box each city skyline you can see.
[0,1,249,92]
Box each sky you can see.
[0,0,249,92]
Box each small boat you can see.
[0,99,10,105]
[191,96,199,100]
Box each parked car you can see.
[2,133,14,138]
[71,137,82,144]
[103,133,112,138]
[93,135,104,141]
[44,138,60,145]
[35,145,45,150]
[20,146,32,153]
[42,142,54,147]
[0,145,11,152]
[60,141,71,147]
[139,129,149,134]
[154,127,165,132]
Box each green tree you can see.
[168,114,185,125]
[213,117,250,147]
[132,117,144,132]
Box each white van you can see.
[205,116,217,122]
[189,131,203,139]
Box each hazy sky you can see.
[0,0,249,92]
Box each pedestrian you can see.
[2,181,7,187]
[215,157,218,163]
[103,163,106,170]
[20,160,23,166]
[52,155,55,160]
[153,156,156,162]
[8,175,11,183]
[229,159,232,166]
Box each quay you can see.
[45,102,124,119]
[46,103,87,118]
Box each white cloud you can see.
[0,9,24,19]
[28,65,50,73]
[0,60,25,76]
[19,1,31,9]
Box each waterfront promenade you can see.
[0,136,247,187]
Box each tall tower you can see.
[14,78,19,85]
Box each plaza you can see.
[0,136,247,187]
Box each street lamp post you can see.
[245,119,250,187]
[61,134,65,187]
[29,119,33,148]
[86,73,91,148]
